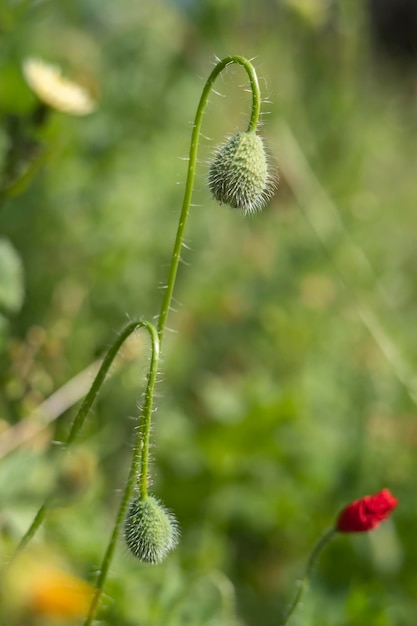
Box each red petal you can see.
[336,489,398,533]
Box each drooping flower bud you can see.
[124,495,179,564]
[208,130,274,214]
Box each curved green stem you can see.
[83,322,159,626]
[9,56,262,626]
[10,320,153,561]
[138,322,160,499]
[83,57,261,622]
[156,55,261,345]
[84,56,261,624]
[279,528,336,626]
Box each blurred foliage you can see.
[1,0,417,624]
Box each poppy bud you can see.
[208,130,274,214]
[124,495,179,564]
[336,488,398,533]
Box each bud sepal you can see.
[124,495,179,564]
[208,130,274,215]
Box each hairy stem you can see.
[279,528,336,626]
[156,55,261,345]
[10,56,263,626]
[83,321,159,626]
[84,56,262,623]
[10,320,152,561]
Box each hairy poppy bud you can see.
[124,495,179,564]
[208,130,274,214]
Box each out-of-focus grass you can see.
[0,1,416,624]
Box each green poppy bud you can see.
[124,495,179,564]
[208,130,274,214]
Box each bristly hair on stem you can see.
[9,320,154,562]
[85,55,273,624]
[11,56,275,626]
[155,55,269,344]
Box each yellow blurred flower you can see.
[28,566,94,618]
[2,551,94,621]
[23,58,96,115]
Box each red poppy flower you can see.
[336,488,398,533]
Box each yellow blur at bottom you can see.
[1,550,94,624]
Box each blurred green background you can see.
[0,0,416,624]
